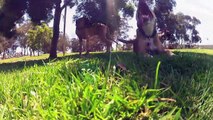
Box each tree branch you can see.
[61,0,74,10]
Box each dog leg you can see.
[79,38,83,56]
[85,37,90,55]
[137,36,152,57]
[106,42,111,53]
[136,30,152,57]
[153,34,175,56]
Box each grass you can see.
[0,49,213,119]
[173,49,213,55]
[0,53,74,64]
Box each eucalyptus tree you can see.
[27,23,53,55]
[154,0,201,45]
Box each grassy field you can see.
[0,49,212,119]
[173,49,213,55]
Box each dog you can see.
[75,17,113,55]
[118,0,174,56]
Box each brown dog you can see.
[136,0,174,56]
[75,17,112,55]
[118,0,174,56]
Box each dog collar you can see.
[138,26,157,39]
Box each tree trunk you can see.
[2,51,6,59]
[63,6,67,56]
[30,49,32,56]
[63,5,67,37]
[49,0,62,58]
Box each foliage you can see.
[0,0,76,58]
[0,0,27,37]
[0,0,55,32]
[0,35,16,59]
[27,0,54,24]
[15,22,33,55]
[154,0,201,44]
[27,23,53,54]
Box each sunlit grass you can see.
[0,58,181,119]
[0,53,74,64]
[0,49,213,119]
[173,49,213,55]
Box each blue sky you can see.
[58,0,213,45]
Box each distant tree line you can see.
[0,22,70,59]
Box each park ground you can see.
[0,49,213,119]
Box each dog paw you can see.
[170,52,175,56]
[144,54,153,58]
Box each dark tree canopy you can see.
[27,0,54,24]
[0,0,27,37]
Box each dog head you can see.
[137,1,155,27]
[76,17,91,29]
[136,0,156,37]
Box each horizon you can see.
[53,0,213,45]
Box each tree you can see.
[0,0,27,37]
[16,22,33,55]
[154,0,201,46]
[27,23,53,55]
[0,35,15,59]
[0,0,76,58]
[49,0,74,58]
[57,33,70,56]
[158,12,201,48]
[27,0,75,58]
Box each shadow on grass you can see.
[0,51,212,74]
[0,54,80,73]
[0,52,122,72]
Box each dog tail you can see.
[117,39,136,44]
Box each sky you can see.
[174,0,213,45]
[58,0,213,45]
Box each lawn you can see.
[0,49,212,119]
